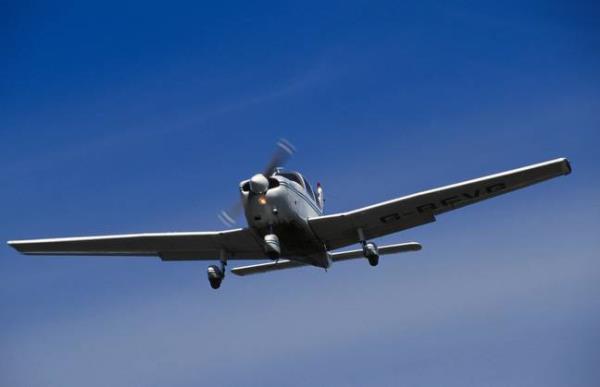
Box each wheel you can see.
[368,255,379,267]
[209,277,222,289]
[207,264,224,289]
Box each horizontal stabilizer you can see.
[329,242,421,262]
[231,242,422,276]
[231,259,306,276]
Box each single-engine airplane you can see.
[8,140,571,289]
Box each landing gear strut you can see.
[207,250,227,289]
[358,228,379,267]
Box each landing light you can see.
[258,195,268,205]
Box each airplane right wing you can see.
[308,158,571,251]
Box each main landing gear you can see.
[358,228,379,267]
[207,264,224,289]
[363,241,379,266]
[207,250,227,289]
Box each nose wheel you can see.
[207,250,227,290]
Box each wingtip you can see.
[6,240,25,254]
[406,242,423,251]
[561,158,572,175]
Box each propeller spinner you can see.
[218,139,295,226]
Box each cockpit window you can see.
[278,172,304,187]
[276,171,316,202]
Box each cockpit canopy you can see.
[274,170,316,201]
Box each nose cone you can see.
[249,174,269,194]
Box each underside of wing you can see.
[309,158,571,250]
[8,228,266,260]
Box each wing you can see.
[231,242,422,276]
[308,158,571,250]
[8,228,266,261]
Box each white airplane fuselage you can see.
[241,172,329,268]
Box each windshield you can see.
[278,172,304,187]
[277,171,316,201]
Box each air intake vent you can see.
[268,178,280,189]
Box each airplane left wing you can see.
[308,158,571,251]
[8,228,266,260]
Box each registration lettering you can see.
[380,182,507,223]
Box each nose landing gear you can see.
[264,233,281,260]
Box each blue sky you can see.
[1,1,599,386]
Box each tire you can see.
[209,277,222,289]
[368,255,379,267]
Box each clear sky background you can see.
[1,1,599,386]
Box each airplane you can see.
[7,140,571,289]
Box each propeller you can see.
[262,138,295,177]
[218,139,296,226]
